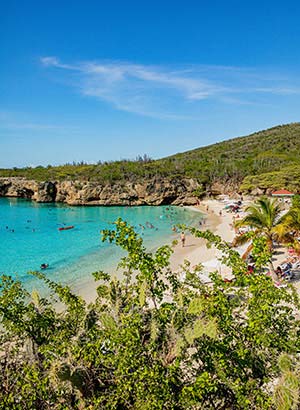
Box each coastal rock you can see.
[172,196,198,205]
[210,181,241,196]
[0,177,37,199]
[0,176,218,206]
[250,187,265,196]
[33,181,57,202]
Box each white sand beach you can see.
[169,198,300,293]
[77,198,300,303]
[169,199,236,278]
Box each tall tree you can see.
[235,197,283,247]
[233,197,288,279]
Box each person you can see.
[247,264,254,274]
[248,254,255,264]
[180,232,186,247]
[40,263,49,270]
[275,266,283,278]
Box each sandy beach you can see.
[76,201,228,302]
[169,198,300,292]
[76,198,300,303]
[169,199,236,278]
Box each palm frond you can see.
[240,197,282,233]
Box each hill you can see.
[1,122,300,195]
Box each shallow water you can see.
[0,198,201,292]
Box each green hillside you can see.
[1,122,300,192]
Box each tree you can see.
[0,219,299,409]
[279,195,300,252]
[234,197,283,248]
[232,197,289,279]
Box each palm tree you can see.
[234,197,283,249]
[233,197,284,279]
[279,206,300,252]
[284,208,300,231]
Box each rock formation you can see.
[0,177,204,206]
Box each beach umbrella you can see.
[202,259,221,268]
[179,271,212,283]
[202,259,223,274]
[271,189,294,197]
[197,273,213,283]
[202,259,232,277]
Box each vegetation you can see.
[233,197,286,259]
[279,195,300,252]
[1,123,300,192]
[1,219,300,409]
[240,165,300,193]
[234,195,300,254]
[233,197,293,279]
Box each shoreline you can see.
[75,200,235,303]
[54,198,300,303]
[169,200,235,276]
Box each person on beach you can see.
[275,266,283,278]
[180,232,186,247]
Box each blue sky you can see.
[1,0,300,167]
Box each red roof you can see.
[272,189,294,196]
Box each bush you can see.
[0,220,299,409]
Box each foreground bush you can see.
[0,220,299,409]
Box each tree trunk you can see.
[268,261,279,281]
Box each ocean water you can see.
[0,198,201,293]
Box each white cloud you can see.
[40,56,300,118]
[254,87,300,95]
[0,111,78,133]
[40,56,60,66]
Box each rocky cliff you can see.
[0,177,210,206]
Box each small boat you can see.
[58,225,74,231]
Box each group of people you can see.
[275,265,292,280]
[246,253,299,281]
[275,256,300,280]
[138,221,157,232]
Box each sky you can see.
[1,0,300,168]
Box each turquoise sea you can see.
[0,198,201,294]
